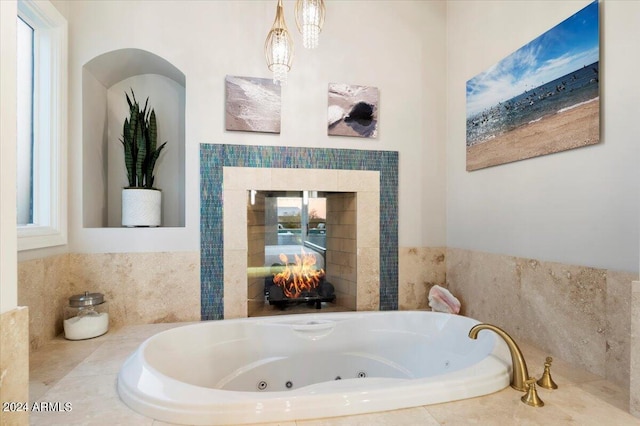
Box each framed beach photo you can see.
[465,0,600,171]
[328,83,379,138]
[225,75,281,134]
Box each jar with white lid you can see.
[63,291,109,340]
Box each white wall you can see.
[446,0,640,273]
[14,0,638,275]
[106,74,185,227]
[0,0,18,312]
[82,68,108,227]
[419,2,447,246]
[63,0,447,253]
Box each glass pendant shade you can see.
[295,0,325,49]
[265,0,294,85]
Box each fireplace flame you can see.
[273,250,325,299]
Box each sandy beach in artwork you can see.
[466,99,599,171]
[328,84,379,138]
[225,76,281,134]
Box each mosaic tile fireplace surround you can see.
[200,144,398,320]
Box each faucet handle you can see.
[521,377,545,407]
[537,356,558,390]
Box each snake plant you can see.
[120,90,167,189]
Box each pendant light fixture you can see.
[294,0,325,49]
[265,0,294,85]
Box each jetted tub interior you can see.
[117,311,511,425]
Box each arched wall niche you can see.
[82,48,186,228]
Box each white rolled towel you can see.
[428,285,461,314]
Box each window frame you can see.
[16,0,67,251]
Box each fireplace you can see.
[249,191,353,313]
[226,167,379,318]
[266,257,336,309]
[200,144,398,320]
[266,246,335,309]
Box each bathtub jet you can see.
[117,311,511,425]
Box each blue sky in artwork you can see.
[466,1,599,117]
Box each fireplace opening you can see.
[264,250,336,310]
[248,191,356,316]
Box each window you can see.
[16,16,34,226]
[275,193,327,248]
[16,0,67,251]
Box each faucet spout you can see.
[469,323,529,392]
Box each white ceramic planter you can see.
[122,188,161,227]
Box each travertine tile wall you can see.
[354,186,380,312]
[18,254,70,350]
[326,193,357,310]
[398,247,447,310]
[0,307,29,426]
[446,247,637,391]
[68,252,200,327]
[631,280,640,417]
[606,270,635,388]
[18,252,200,350]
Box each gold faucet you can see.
[537,356,558,389]
[521,377,545,407]
[468,323,530,392]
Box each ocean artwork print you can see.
[328,83,379,138]
[466,0,599,171]
[225,75,281,133]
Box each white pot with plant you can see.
[120,90,167,227]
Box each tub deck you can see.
[28,322,638,425]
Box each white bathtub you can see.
[117,311,511,425]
